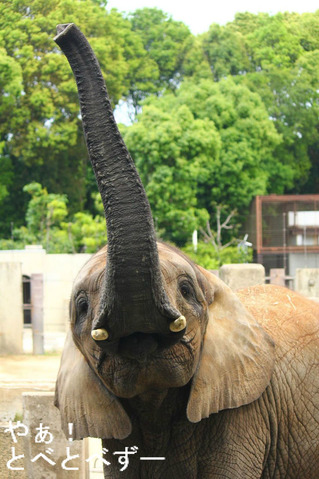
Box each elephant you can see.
[54,24,319,478]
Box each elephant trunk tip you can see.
[55,23,74,40]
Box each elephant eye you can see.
[180,282,193,300]
[76,295,89,317]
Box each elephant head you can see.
[54,24,275,441]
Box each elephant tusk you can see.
[169,315,187,333]
[91,328,109,341]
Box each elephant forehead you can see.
[73,247,107,291]
[73,242,198,291]
[158,243,197,282]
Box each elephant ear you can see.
[187,269,275,423]
[55,331,132,440]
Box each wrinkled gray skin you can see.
[54,24,319,478]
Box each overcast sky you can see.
[106,0,318,34]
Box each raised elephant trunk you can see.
[54,24,183,340]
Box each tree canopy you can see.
[0,0,158,234]
[0,181,106,253]
[197,11,319,192]
[0,3,318,258]
[124,77,281,244]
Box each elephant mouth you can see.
[93,329,193,369]
[92,329,199,398]
[117,332,182,360]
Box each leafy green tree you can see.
[0,47,22,206]
[64,211,106,253]
[63,193,106,253]
[182,204,252,269]
[194,11,319,194]
[0,0,142,235]
[201,23,250,81]
[0,182,106,253]
[8,182,70,252]
[182,242,252,270]
[181,35,212,81]
[104,9,161,119]
[296,11,319,51]
[1,4,318,249]
[0,153,13,206]
[124,78,280,244]
[124,101,218,243]
[245,13,303,70]
[239,59,319,191]
[129,8,192,93]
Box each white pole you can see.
[192,230,198,253]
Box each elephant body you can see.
[100,283,319,479]
[53,24,319,479]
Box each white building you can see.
[0,246,91,354]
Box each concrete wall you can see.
[295,268,319,297]
[219,263,265,291]
[0,419,26,478]
[23,392,87,478]
[0,248,91,353]
[288,253,319,277]
[0,262,23,354]
[42,254,91,333]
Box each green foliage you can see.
[124,78,280,243]
[0,0,146,229]
[10,182,70,251]
[0,154,13,204]
[129,8,192,91]
[191,11,319,193]
[0,182,106,253]
[124,97,220,244]
[63,210,106,253]
[246,14,303,70]
[106,9,160,119]
[201,23,250,80]
[0,46,21,204]
[182,242,252,270]
[181,35,212,81]
[1,6,319,249]
[177,78,282,199]
[13,412,24,423]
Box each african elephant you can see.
[54,24,319,478]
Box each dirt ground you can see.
[0,354,62,477]
[0,354,61,422]
[0,354,61,383]
[0,354,104,478]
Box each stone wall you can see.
[219,263,265,291]
[0,248,91,353]
[295,268,319,298]
[0,262,23,354]
[23,392,87,478]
